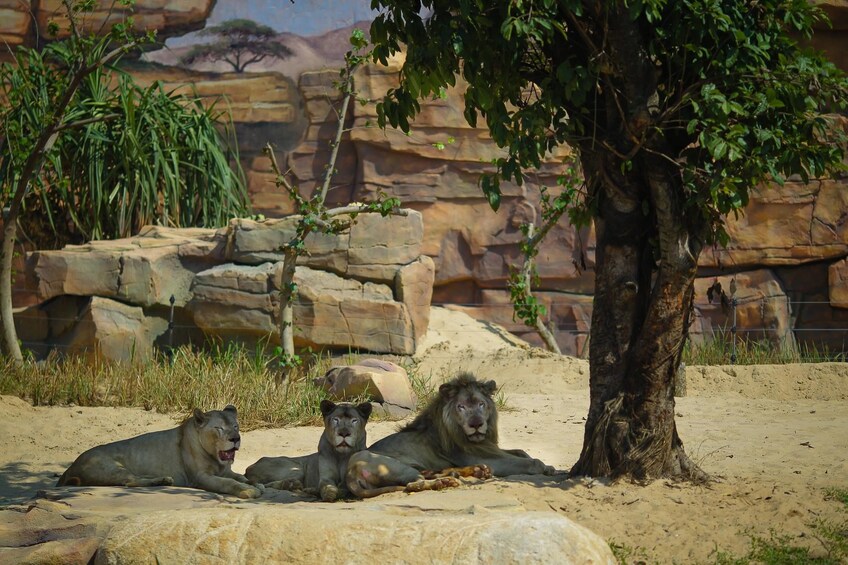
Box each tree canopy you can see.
[181,19,293,73]
[368,0,847,479]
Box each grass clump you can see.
[707,488,848,565]
[683,337,846,366]
[609,540,651,564]
[0,345,433,429]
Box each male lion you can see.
[56,405,263,499]
[346,372,555,498]
[245,400,371,502]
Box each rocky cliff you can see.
[17,213,434,361]
[0,0,214,48]
[3,1,847,358]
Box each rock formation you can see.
[0,488,616,564]
[0,0,214,49]
[3,1,847,358]
[18,213,434,361]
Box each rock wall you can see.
[16,213,434,361]
[3,1,847,358]
[0,0,214,49]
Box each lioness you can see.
[245,400,371,502]
[346,372,555,498]
[57,405,263,499]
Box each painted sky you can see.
[167,0,376,46]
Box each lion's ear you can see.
[320,399,336,418]
[357,402,373,421]
[481,380,498,397]
[439,382,458,399]
[193,408,207,425]
[223,404,237,415]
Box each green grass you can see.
[0,345,434,430]
[683,337,846,366]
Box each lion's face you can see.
[320,400,372,454]
[439,377,498,444]
[193,405,242,465]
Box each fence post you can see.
[167,294,176,359]
[730,279,737,365]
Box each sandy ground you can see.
[2,307,847,563]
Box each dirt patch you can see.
[2,308,847,563]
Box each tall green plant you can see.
[0,0,248,363]
[34,73,248,245]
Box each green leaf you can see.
[480,174,501,212]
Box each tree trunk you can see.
[564,2,708,482]
[0,214,23,362]
[570,151,707,481]
[277,245,299,366]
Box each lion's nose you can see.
[338,428,351,438]
[230,435,241,443]
[469,417,484,430]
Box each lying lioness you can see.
[245,400,371,501]
[57,405,262,499]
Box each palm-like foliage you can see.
[2,45,249,248]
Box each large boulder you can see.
[20,211,434,359]
[58,296,168,363]
[34,0,215,43]
[294,267,415,354]
[0,0,31,46]
[829,258,848,308]
[0,489,615,565]
[227,211,425,284]
[186,261,423,354]
[93,507,614,564]
[29,226,227,308]
[317,359,417,415]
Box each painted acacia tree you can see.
[369,0,847,479]
[180,19,292,73]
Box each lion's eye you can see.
[478,402,485,409]
[457,404,466,412]
[333,417,340,424]
[351,419,358,424]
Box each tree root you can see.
[571,392,711,484]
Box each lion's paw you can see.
[432,477,461,490]
[472,465,493,479]
[267,479,303,492]
[319,484,339,502]
[237,486,263,499]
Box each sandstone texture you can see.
[0,488,615,565]
[0,0,213,49]
[4,1,848,358]
[19,213,434,361]
[317,358,417,416]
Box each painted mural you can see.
[2,1,848,356]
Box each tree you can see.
[368,0,847,480]
[180,19,292,73]
[0,1,250,362]
[265,29,402,379]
